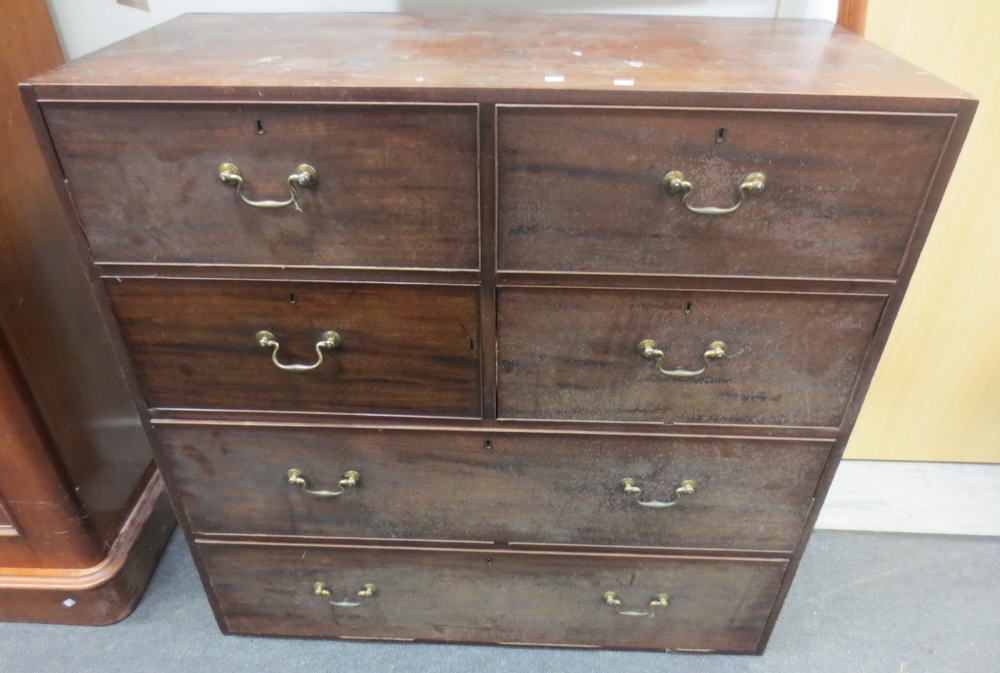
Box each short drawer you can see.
[497,287,884,427]
[106,279,481,417]
[498,106,952,279]
[157,425,829,552]
[198,541,787,651]
[44,102,479,269]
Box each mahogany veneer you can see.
[156,424,830,552]
[0,0,174,625]
[199,541,788,652]
[45,103,480,269]
[497,287,885,426]
[106,279,482,417]
[498,107,951,279]
[23,13,974,652]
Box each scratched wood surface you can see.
[498,106,952,280]
[199,541,787,652]
[19,11,977,649]
[27,14,967,102]
[497,287,886,428]
[106,279,482,418]
[45,102,480,269]
[157,424,830,553]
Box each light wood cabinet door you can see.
[846,0,1000,463]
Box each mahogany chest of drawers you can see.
[23,14,974,653]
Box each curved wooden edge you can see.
[0,469,177,625]
[837,0,868,35]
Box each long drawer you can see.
[106,279,482,418]
[44,102,480,269]
[157,425,829,552]
[497,106,952,279]
[198,541,788,651]
[497,287,884,427]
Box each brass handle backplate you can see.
[257,330,341,372]
[314,582,376,608]
[639,339,726,378]
[603,591,669,617]
[287,469,360,497]
[620,478,696,508]
[663,170,766,216]
[218,162,318,209]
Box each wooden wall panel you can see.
[845,0,1000,462]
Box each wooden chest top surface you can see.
[28,13,969,103]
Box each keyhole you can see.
[684,301,693,314]
[484,439,492,451]
[289,293,296,304]
[256,119,265,135]
[715,127,727,143]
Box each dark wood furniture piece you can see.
[0,0,174,625]
[22,13,974,652]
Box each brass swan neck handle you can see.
[619,478,696,508]
[603,591,670,617]
[218,162,318,209]
[663,170,766,216]
[287,469,360,497]
[257,330,341,372]
[314,582,376,608]
[638,339,726,378]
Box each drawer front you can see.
[498,107,952,279]
[158,425,829,552]
[498,287,884,427]
[44,103,479,269]
[107,279,481,417]
[199,541,787,651]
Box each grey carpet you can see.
[1,530,998,673]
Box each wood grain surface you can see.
[45,102,479,269]
[157,424,830,553]
[17,10,979,649]
[2,0,157,554]
[26,14,967,102]
[199,540,787,652]
[106,279,481,418]
[844,0,1000,463]
[498,287,885,427]
[498,107,952,280]
[0,332,103,567]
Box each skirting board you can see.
[816,460,1000,536]
[0,470,176,625]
